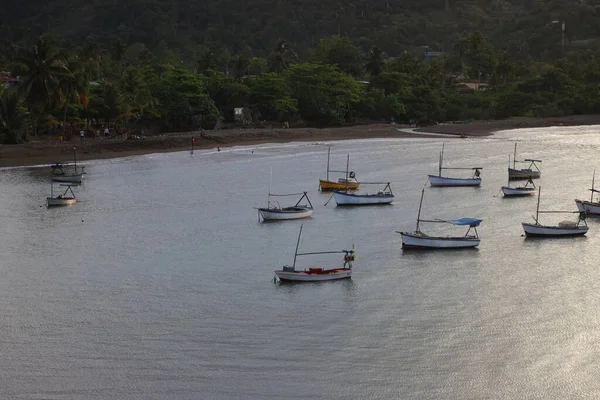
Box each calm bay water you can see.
[2,126,600,399]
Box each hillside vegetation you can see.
[1,1,600,144]
[2,0,600,58]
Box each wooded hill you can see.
[2,0,600,59]
[2,1,600,144]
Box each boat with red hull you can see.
[274,225,356,282]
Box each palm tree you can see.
[0,90,29,143]
[365,46,387,77]
[93,82,130,127]
[59,56,91,136]
[119,66,158,121]
[233,53,251,81]
[196,49,217,74]
[495,51,515,86]
[15,35,67,116]
[268,39,297,74]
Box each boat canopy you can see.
[448,218,483,227]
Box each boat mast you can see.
[591,169,596,202]
[513,142,517,170]
[535,186,541,224]
[507,155,510,187]
[292,224,303,269]
[326,146,330,181]
[345,154,350,190]
[268,166,272,208]
[439,143,444,177]
[416,188,425,232]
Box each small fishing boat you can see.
[522,186,588,237]
[257,192,313,221]
[47,183,77,207]
[508,143,541,180]
[274,225,356,282]
[575,170,600,215]
[332,182,394,206]
[428,144,482,187]
[319,146,359,191]
[397,188,482,249]
[502,159,537,197]
[502,181,536,197]
[51,147,84,184]
[256,169,313,221]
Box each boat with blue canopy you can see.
[397,189,483,249]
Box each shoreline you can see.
[2,115,600,168]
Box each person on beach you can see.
[104,127,109,138]
[80,130,85,140]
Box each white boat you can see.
[52,173,83,184]
[333,182,394,205]
[502,184,536,197]
[428,144,482,187]
[50,147,84,184]
[575,170,600,215]
[522,186,588,237]
[508,143,541,180]
[397,188,482,249]
[47,183,77,207]
[502,172,536,198]
[274,225,356,282]
[256,169,313,221]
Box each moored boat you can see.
[319,146,360,191]
[50,147,84,184]
[522,186,588,237]
[274,225,356,282]
[257,192,313,221]
[256,169,313,221]
[47,183,77,207]
[428,144,482,187]
[333,182,394,206]
[502,175,536,197]
[575,170,600,215]
[508,143,541,180]
[397,188,482,249]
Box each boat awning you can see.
[448,218,483,227]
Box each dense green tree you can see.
[314,35,363,76]
[196,47,217,74]
[369,72,413,96]
[249,73,298,120]
[14,35,66,115]
[59,56,90,135]
[284,63,363,124]
[119,66,159,121]
[388,51,421,75]
[150,67,219,129]
[268,39,297,75]
[0,90,28,143]
[88,82,130,126]
[364,46,387,77]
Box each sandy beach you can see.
[2,114,600,168]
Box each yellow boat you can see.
[319,178,360,191]
[319,146,360,191]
